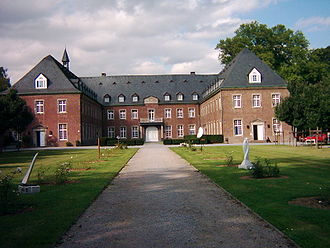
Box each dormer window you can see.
[249,68,261,83]
[118,94,125,103]
[35,74,47,89]
[104,94,110,103]
[192,93,199,101]
[132,94,139,102]
[177,93,184,101]
[164,93,171,101]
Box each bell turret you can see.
[62,48,70,70]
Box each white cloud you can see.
[0,0,277,83]
[295,16,330,32]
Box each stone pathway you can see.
[57,143,297,248]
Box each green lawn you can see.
[0,148,137,248]
[172,145,330,248]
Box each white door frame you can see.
[251,121,264,141]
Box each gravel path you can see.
[57,143,297,248]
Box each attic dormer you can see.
[35,73,48,89]
[249,68,261,83]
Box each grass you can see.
[0,147,137,248]
[172,145,330,248]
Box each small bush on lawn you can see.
[225,151,234,166]
[0,169,22,215]
[251,158,280,178]
[55,162,72,184]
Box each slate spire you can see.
[62,48,70,70]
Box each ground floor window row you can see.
[107,124,196,139]
[232,118,282,138]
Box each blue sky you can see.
[242,0,330,48]
[0,0,329,83]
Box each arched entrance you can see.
[145,126,159,142]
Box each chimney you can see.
[101,72,106,77]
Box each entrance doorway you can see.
[35,129,46,147]
[145,126,159,142]
[252,123,264,141]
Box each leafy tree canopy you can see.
[0,67,11,92]
[0,89,33,135]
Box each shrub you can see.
[225,151,234,166]
[75,140,81,146]
[66,142,73,147]
[55,162,72,184]
[251,158,280,178]
[0,169,21,215]
[163,139,172,145]
[22,135,32,147]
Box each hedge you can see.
[163,135,223,145]
[99,137,144,146]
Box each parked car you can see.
[303,134,327,142]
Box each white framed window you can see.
[118,95,125,103]
[58,100,67,113]
[176,108,183,118]
[58,124,68,140]
[165,126,172,138]
[188,108,195,118]
[252,94,261,108]
[249,68,261,83]
[164,108,171,119]
[131,126,139,138]
[119,109,126,119]
[234,119,243,136]
[104,95,110,103]
[272,118,281,133]
[35,100,44,114]
[35,74,47,89]
[120,126,127,138]
[164,94,171,101]
[131,109,138,119]
[272,93,281,107]
[177,93,183,101]
[108,126,115,138]
[107,110,114,120]
[177,125,184,138]
[132,94,139,102]
[188,124,196,135]
[192,93,199,101]
[233,95,241,108]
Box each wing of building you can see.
[9,48,290,147]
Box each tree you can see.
[275,77,330,132]
[0,67,10,92]
[215,21,310,82]
[0,89,33,150]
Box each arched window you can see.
[132,94,139,102]
[177,93,184,101]
[192,93,199,101]
[35,74,47,89]
[104,94,110,103]
[164,93,171,101]
[118,94,125,103]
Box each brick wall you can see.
[21,94,81,147]
[103,103,200,140]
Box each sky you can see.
[0,0,329,84]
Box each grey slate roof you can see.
[81,74,219,105]
[10,48,287,106]
[219,48,287,88]
[13,55,81,94]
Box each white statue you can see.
[239,138,254,169]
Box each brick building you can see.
[10,48,290,146]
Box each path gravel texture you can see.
[57,143,297,248]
